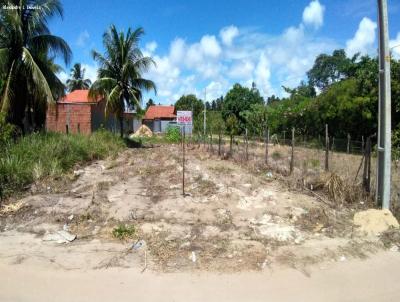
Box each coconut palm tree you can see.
[66,63,92,92]
[89,25,156,137]
[0,0,71,131]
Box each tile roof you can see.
[59,90,101,103]
[144,105,176,120]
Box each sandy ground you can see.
[0,143,399,300]
[1,252,400,302]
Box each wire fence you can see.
[187,129,400,208]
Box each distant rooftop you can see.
[59,90,101,104]
[144,105,176,120]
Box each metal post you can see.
[377,0,392,209]
[182,125,186,196]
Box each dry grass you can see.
[204,139,400,214]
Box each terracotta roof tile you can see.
[59,90,101,103]
[144,105,176,120]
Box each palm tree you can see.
[66,63,92,92]
[0,0,71,132]
[89,25,156,137]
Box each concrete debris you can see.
[73,169,84,177]
[42,230,76,244]
[191,251,197,262]
[132,240,146,250]
[390,245,399,252]
[353,209,400,236]
[68,214,74,221]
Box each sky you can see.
[51,0,400,104]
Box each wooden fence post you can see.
[362,137,371,193]
[244,128,249,161]
[325,124,329,171]
[362,135,365,153]
[265,127,269,165]
[290,128,295,174]
[218,131,222,156]
[347,133,351,154]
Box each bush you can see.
[0,113,16,148]
[272,150,282,160]
[0,130,125,198]
[165,126,181,143]
[112,224,135,240]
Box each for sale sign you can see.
[177,111,193,125]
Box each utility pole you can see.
[376,0,391,209]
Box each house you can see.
[142,105,176,133]
[46,89,140,135]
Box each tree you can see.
[307,49,357,91]
[0,0,71,131]
[145,98,155,109]
[222,83,264,132]
[66,63,92,92]
[240,103,268,138]
[89,25,156,138]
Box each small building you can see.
[142,105,176,133]
[46,89,140,135]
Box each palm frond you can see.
[21,47,54,104]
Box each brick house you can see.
[46,89,139,135]
[142,105,176,133]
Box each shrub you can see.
[165,126,181,143]
[112,224,135,240]
[272,150,282,160]
[0,130,125,198]
[0,113,16,148]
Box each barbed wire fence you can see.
[187,125,400,208]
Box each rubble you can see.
[353,209,399,236]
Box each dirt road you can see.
[1,251,399,302]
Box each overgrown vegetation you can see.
[112,224,136,240]
[165,126,181,142]
[0,130,125,198]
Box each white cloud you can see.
[170,38,186,63]
[57,71,69,84]
[390,32,400,59]
[76,30,90,47]
[200,35,221,58]
[145,41,158,53]
[81,63,98,83]
[228,60,254,79]
[220,26,239,46]
[302,0,325,29]
[345,17,377,56]
[141,0,344,103]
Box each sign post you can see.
[177,111,193,135]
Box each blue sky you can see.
[51,0,400,104]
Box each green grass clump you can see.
[0,130,125,197]
[271,150,282,160]
[165,126,181,143]
[112,224,135,240]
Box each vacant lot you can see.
[0,143,396,274]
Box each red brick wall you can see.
[46,103,92,135]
